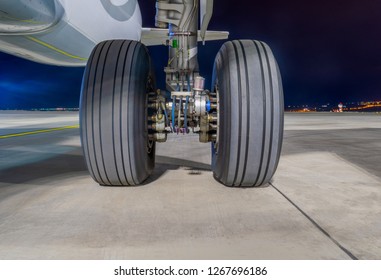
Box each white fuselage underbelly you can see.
[0,0,142,66]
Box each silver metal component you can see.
[171,91,192,97]
[178,97,182,128]
[166,102,173,111]
[149,133,167,143]
[208,114,217,122]
[200,0,214,44]
[155,0,176,28]
[148,103,160,110]
[169,31,193,36]
[150,113,166,133]
[150,121,166,132]
[194,76,205,91]
[194,94,207,116]
[162,0,199,93]
[150,114,165,123]
[209,124,217,130]
[199,115,209,143]
[213,85,220,151]
[150,1,219,144]
[155,0,185,28]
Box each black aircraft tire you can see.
[80,40,155,186]
[212,40,284,187]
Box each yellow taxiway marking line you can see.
[26,36,87,61]
[0,125,79,139]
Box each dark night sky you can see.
[0,0,380,109]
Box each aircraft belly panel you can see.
[0,21,95,66]
[0,0,143,66]
[59,0,142,44]
[0,0,63,34]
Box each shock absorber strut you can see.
[150,0,219,143]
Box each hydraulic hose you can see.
[172,96,176,131]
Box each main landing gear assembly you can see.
[80,0,284,187]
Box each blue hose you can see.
[187,76,191,92]
[172,96,176,131]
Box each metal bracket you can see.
[200,0,214,44]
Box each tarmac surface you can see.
[0,111,380,260]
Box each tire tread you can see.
[80,40,154,186]
[212,39,284,187]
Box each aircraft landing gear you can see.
[79,0,284,187]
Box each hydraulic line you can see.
[172,96,176,131]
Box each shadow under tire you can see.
[212,40,284,187]
[80,40,155,186]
